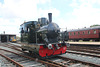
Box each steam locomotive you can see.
[20,13,69,58]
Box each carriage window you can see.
[70,32,72,35]
[88,31,90,34]
[78,32,80,35]
[94,30,96,34]
[83,31,85,34]
[74,32,75,35]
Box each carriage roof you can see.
[68,26,100,32]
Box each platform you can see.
[67,42,100,46]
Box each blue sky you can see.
[0,0,100,36]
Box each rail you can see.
[0,53,24,67]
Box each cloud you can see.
[1,0,52,20]
[0,0,52,20]
[1,0,100,36]
[38,8,60,19]
[0,0,59,36]
[65,0,100,29]
[0,17,22,35]
[0,0,38,36]
[0,0,39,20]
[37,0,51,4]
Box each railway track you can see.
[68,45,100,54]
[0,43,79,67]
[57,55,100,67]
[0,43,67,67]
[0,43,100,67]
[0,48,46,67]
[9,43,100,66]
[68,46,100,51]
[0,48,65,67]
[0,53,24,67]
[66,50,100,58]
[67,46,100,58]
[68,48,100,54]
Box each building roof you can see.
[0,34,16,36]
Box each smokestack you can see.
[48,13,52,23]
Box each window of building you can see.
[94,30,96,34]
[88,31,90,34]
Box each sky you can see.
[0,0,100,36]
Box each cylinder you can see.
[48,13,52,23]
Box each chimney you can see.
[48,13,52,23]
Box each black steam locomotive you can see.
[20,13,69,58]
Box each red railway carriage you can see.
[68,26,100,41]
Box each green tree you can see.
[90,24,100,27]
